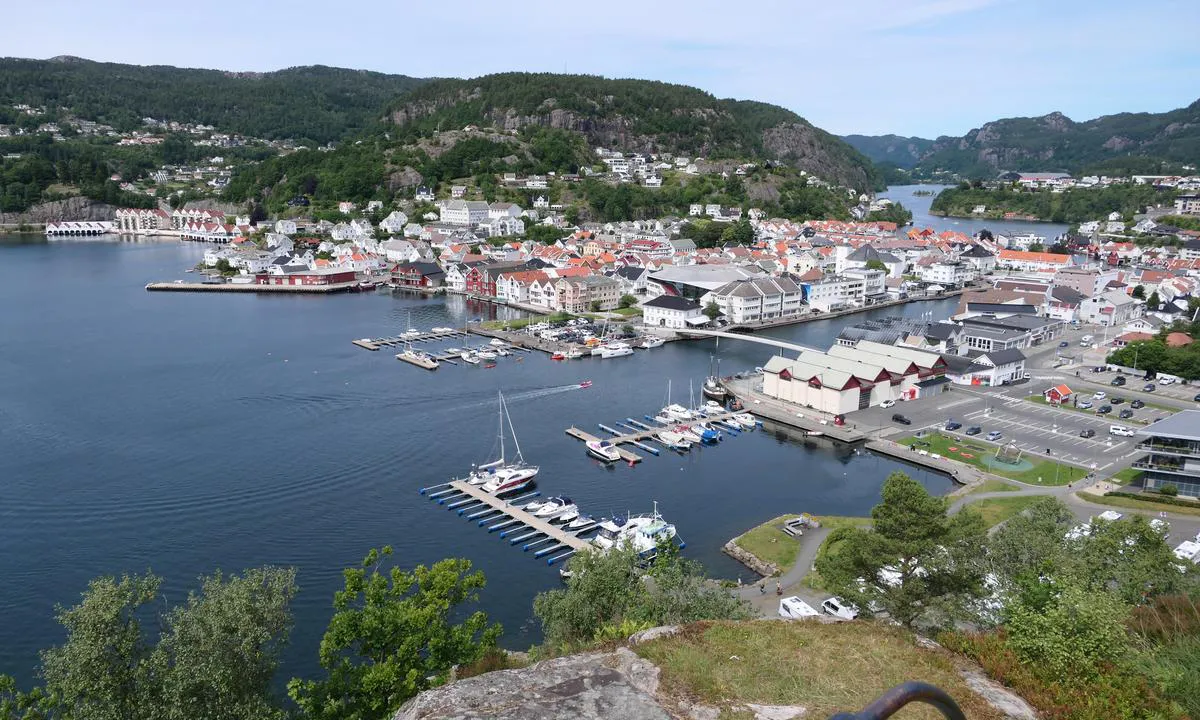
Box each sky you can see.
[5,0,1199,138]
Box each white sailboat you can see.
[660,379,694,421]
[463,392,540,494]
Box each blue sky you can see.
[6,0,1198,137]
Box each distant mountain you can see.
[840,134,935,169]
[0,57,427,144]
[877,101,1200,178]
[386,73,880,190]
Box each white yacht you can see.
[586,439,622,463]
[464,392,539,495]
[599,341,634,358]
[590,504,679,557]
[732,412,757,429]
[533,496,578,521]
[476,350,498,360]
[489,338,507,347]
[662,403,694,421]
[640,336,665,349]
[673,425,703,444]
[460,351,481,365]
[656,429,691,450]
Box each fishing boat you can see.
[640,336,665,349]
[564,347,585,359]
[579,380,593,389]
[599,341,634,358]
[702,374,727,401]
[467,392,540,495]
[586,439,622,463]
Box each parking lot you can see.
[1073,367,1200,406]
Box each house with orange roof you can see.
[996,249,1075,273]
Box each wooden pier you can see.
[444,481,590,552]
[353,329,469,350]
[565,410,749,463]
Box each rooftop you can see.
[1137,410,1200,441]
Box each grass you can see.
[611,306,641,317]
[964,478,1020,495]
[1108,467,1143,486]
[1078,491,1200,517]
[732,514,801,575]
[803,516,871,591]
[964,496,1042,528]
[899,432,1083,486]
[634,621,1007,720]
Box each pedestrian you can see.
[775,581,782,596]
[759,581,766,595]
[737,576,742,587]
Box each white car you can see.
[1094,391,1106,400]
[778,596,819,619]
[1110,425,1135,437]
[880,399,896,409]
[1159,376,1176,385]
[821,597,860,620]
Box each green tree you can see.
[720,219,755,245]
[1131,285,1146,299]
[703,301,722,321]
[816,472,987,629]
[986,497,1074,584]
[589,300,602,313]
[1146,290,1161,310]
[1004,580,1131,682]
[289,548,500,720]
[865,258,887,272]
[564,205,582,226]
[618,294,637,309]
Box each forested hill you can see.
[0,57,427,144]
[840,134,935,169]
[387,73,881,190]
[869,100,1200,179]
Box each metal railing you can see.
[828,682,966,720]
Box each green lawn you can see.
[900,432,1084,486]
[731,514,801,576]
[1108,467,1143,486]
[964,496,1042,528]
[1078,491,1200,518]
[964,478,1020,495]
[611,307,641,317]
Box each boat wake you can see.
[503,383,589,403]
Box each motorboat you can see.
[445,347,463,355]
[691,422,722,443]
[656,429,691,450]
[599,341,634,358]
[397,347,438,370]
[402,328,422,337]
[586,439,622,463]
[476,350,497,360]
[566,514,597,531]
[674,426,703,444]
[590,504,680,557]
[460,352,480,365]
[534,496,577,520]
[579,380,593,389]
[640,336,665,349]
[496,348,511,356]
[565,348,585,359]
[465,392,540,494]
[704,400,724,413]
[489,338,507,347]
[732,412,757,429]
[555,505,580,525]
[431,326,453,333]
[662,403,694,421]
[523,499,551,513]
[551,352,566,361]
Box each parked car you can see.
[1110,396,1125,404]
[1022,371,1031,380]
[821,597,859,620]
[1110,425,1136,437]
[1111,376,1126,386]
[880,399,896,409]
[1079,428,1096,438]
[1097,405,1112,414]
[1119,409,1134,419]
[1159,376,1176,385]
[1058,341,1070,348]
[965,426,982,436]
[986,430,1003,441]
[1094,391,1106,399]
[1194,393,1200,402]
[1078,399,1093,409]
[1131,399,1146,409]
[1144,383,1156,392]
[945,420,963,431]
[892,413,912,425]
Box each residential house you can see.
[274,219,297,235]
[488,202,522,220]
[1174,195,1200,215]
[1079,289,1143,327]
[842,268,886,298]
[415,186,435,202]
[919,260,974,288]
[801,276,865,312]
[958,244,996,275]
[392,262,445,289]
[947,348,1027,387]
[611,266,650,296]
[450,185,467,199]
[1043,285,1085,322]
[996,249,1075,273]
[554,274,621,312]
[641,295,706,329]
[380,211,409,234]
[1053,267,1120,297]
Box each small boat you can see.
[555,506,580,525]
[523,500,551,513]
[484,362,496,368]
[551,352,566,361]
[476,350,497,360]
[579,380,593,389]
[656,430,691,450]
[565,348,584,359]
[732,413,757,429]
[534,496,577,520]
[496,348,511,356]
[432,326,453,333]
[674,425,703,444]
[586,439,622,463]
[489,338,507,347]
[692,422,722,443]
[662,403,694,422]
[445,347,463,355]
[461,352,480,365]
[567,514,597,530]
[806,431,825,437]
[704,400,724,413]
[640,336,665,349]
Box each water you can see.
[0,236,957,686]
[882,184,1070,239]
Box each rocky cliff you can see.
[0,196,115,225]
[387,73,880,191]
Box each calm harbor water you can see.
[882,184,1070,239]
[0,234,957,686]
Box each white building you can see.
[919,260,975,287]
[274,219,297,235]
[641,295,707,329]
[801,276,865,312]
[842,268,886,298]
[441,200,490,226]
[1078,289,1143,327]
[704,276,803,324]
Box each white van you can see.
[1110,425,1136,437]
[1158,374,1179,385]
[778,596,819,619]
[1079,335,1094,346]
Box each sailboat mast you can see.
[503,393,525,462]
[496,391,506,462]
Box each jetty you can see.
[353,329,469,350]
[565,409,751,463]
[396,351,439,370]
[146,281,358,294]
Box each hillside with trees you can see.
[386,73,881,190]
[0,57,427,144]
[848,99,1200,179]
[929,181,1178,223]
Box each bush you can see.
[1107,490,1197,508]
[1159,484,1179,497]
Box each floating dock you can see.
[565,409,751,462]
[353,329,469,350]
[396,352,439,370]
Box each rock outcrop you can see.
[722,539,779,577]
[0,196,115,225]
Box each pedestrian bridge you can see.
[676,328,817,355]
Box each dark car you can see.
[945,420,963,431]
[1119,409,1134,419]
[1097,405,1112,414]
[1131,399,1146,409]
[892,413,912,425]
[965,426,982,436]
[1111,376,1126,386]
[1110,396,1125,405]
[1059,341,1070,348]
[1079,428,1096,438]
[1194,393,1200,402]
[1144,383,1156,392]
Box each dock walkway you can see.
[447,481,589,552]
[565,410,745,463]
[353,330,469,350]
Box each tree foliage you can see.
[816,472,987,630]
[288,547,500,720]
[930,183,1175,223]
